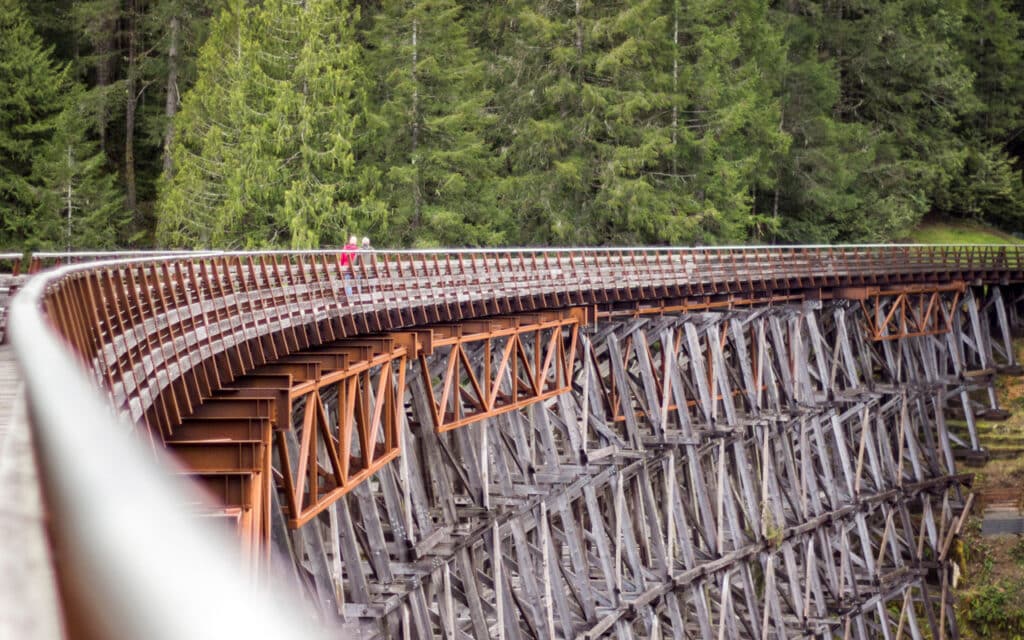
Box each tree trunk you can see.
[96,21,115,153]
[124,0,138,215]
[162,15,180,175]
[672,2,679,174]
[411,18,421,229]
[66,146,74,252]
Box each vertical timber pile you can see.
[267,285,1021,639]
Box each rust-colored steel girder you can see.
[416,308,584,433]
[166,308,585,546]
[165,400,275,571]
[167,335,412,543]
[276,338,409,528]
[840,283,966,341]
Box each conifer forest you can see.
[2,0,1023,250]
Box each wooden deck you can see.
[0,346,64,639]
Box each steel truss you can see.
[167,311,585,566]
[416,309,583,433]
[256,291,1007,639]
[850,284,965,341]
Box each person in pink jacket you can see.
[339,235,358,296]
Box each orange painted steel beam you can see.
[856,283,966,341]
[278,342,408,528]
[165,410,274,575]
[166,337,411,571]
[416,309,582,433]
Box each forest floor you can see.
[905,218,1024,245]
[954,337,1024,638]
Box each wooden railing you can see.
[22,245,1024,441]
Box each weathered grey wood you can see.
[352,483,394,583]
[334,495,371,605]
[607,333,644,449]
[269,293,986,639]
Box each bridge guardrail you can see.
[19,245,1024,439]
[7,244,1024,637]
[8,258,324,640]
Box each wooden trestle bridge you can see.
[3,246,1024,640]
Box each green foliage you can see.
[34,82,127,249]
[17,0,1024,248]
[935,144,1024,228]
[485,0,787,246]
[157,0,377,249]
[364,0,502,248]
[963,581,1024,636]
[958,0,1024,145]
[0,0,123,250]
[1011,537,1024,565]
[0,0,63,248]
[908,219,1024,244]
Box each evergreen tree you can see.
[661,0,788,243]
[767,4,904,242]
[364,0,501,247]
[485,0,589,244]
[68,0,122,155]
[143,0,219,175]
[942,0,1024,228]
[770,0,984,241]
[0,0,123,249]
[158,0,376,249]
[488,0,786,245]
[0,0,63,247]
[156,0,262,248]
[35,83,126,250]
[958,0,1024,145]
[17,0,1024,248]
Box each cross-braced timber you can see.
[260,299,982,639]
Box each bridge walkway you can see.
[0,346,64,639]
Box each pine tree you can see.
[143,0,218,175]
[35,83,126,250]
[0,0,123,249]
[158,0,375,249]
[364,0,501,247]
[484,0,593,245]
[487,0,786,246]
[587,0,682,244]
[767,5,900,242]
[941,0,1024,229]
[0,0,62,247]
[660,0,788,243]
[769,0,982,241]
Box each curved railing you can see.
[24,245,1024,438]
[8,244,1024,638]
[8,259,327,640]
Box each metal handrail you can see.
[8,262,323,640]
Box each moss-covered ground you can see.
[956,338,1024,639]
[904,218,1024,246]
